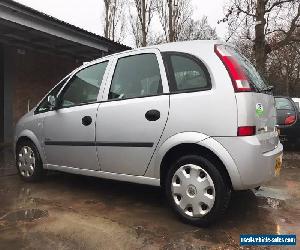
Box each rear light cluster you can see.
[215,45,256,136]
[214,44,252,92]
[237,126,256,136]
[284,115,296,125]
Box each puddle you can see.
[254,186,290,200]
[1,209,48,223]
[254,187,289,209]
[257,197,286,209]
[85,200,99,205]
[192,230,229,244]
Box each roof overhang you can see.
[0,0,130,60]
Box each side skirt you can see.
[45,164,160,187]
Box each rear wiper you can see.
[258,85,274,93]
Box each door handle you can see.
[82,116,92,126]
[145,109,160,121]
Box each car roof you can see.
[147,40,224,51]
[275,96,294,100]
[86,40,226,67]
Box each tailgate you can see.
[236,92,279,153]
[223,45,279,153]
[253,93,278,153]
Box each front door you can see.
[43,60,109,170]
[96,50,170,176]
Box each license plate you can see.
[279,136,287,142]
[274,155,282,176]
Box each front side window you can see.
[164,53,211,92]
[108,53,162,100]
[60,61,108,108]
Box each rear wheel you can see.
[165,154,231,226]
[16,140,44,182]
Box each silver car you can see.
[14,41,283,226]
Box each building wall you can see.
[3,45,81,142]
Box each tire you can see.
[16,140,45,182]
[165,154,231,226]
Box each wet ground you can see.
[0,144,299,249]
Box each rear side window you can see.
[108,53,162,100]
[275,98,294,110]
[163,53,211,92]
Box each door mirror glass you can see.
[47,95,57,110]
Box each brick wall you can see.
[8,47,81,125]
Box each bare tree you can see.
[130,0,155,47]
[178,16,218,41]
[268,36,300,95]
[103,0,125,42]
[222,0,300,75]
[156,0,192,42]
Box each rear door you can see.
[95,49,169,176]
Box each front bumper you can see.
[214,137,283,190]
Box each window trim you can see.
[107,53,164,102]
[162,52,212,93]
[56,60,109,109]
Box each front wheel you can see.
[16,140,44,182]
[165,154,231,226]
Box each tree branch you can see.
[271,3,300,52]
[266,0,295,13]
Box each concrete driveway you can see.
[0,145,299,249]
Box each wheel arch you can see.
[15,130,45,163]
[153,133,242,190]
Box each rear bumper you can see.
[214,137,283,190]
[278,125,300,142]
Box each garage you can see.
[0,0,129,144]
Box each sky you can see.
[14,0,228,47]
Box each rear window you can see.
[226,46,269,92]
[275,98,294,110]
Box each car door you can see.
[96,49,170,176]
[43,60,109,170]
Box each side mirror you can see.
[47,95,57,110]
